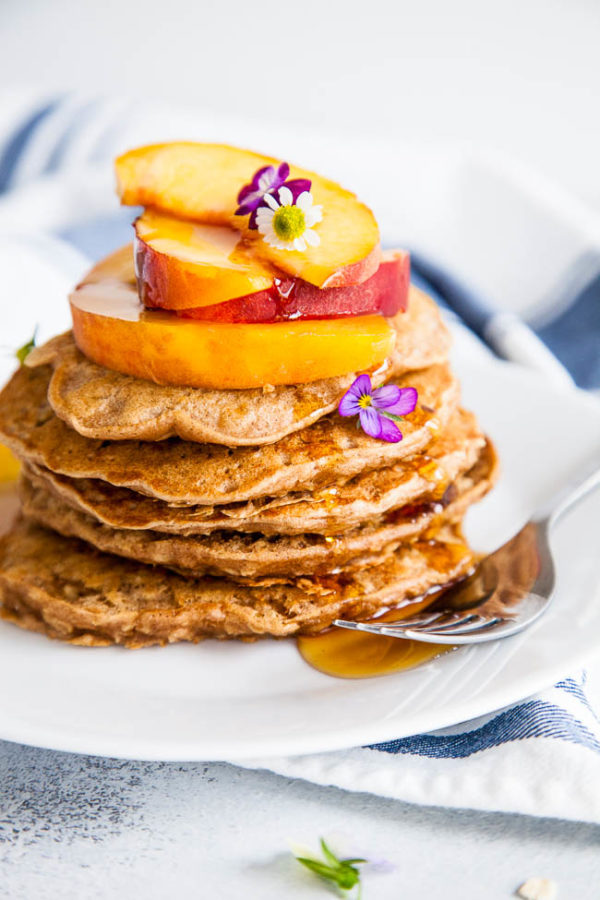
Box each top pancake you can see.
[28,287,450,446]
[0,361,459,504]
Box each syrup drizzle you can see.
[297,591,455,679]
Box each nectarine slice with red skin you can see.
[135,210,276,310]
[115,142,381,288]
[135,210,407,319]
[176,251,410,323]
[70,248,396,390]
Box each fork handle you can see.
[535,458,600,528]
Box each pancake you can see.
[0,519,475,644]
[29,288,450,446]
[0,362,459,504]
[19,440,498,577]
[21,408,484,536]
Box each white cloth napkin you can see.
[245,672,600,824]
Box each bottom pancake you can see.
[18,440,498,578]
[0,519,475,645]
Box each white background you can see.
[1,0,599,207]
[1,1,600,897]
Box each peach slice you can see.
[177,251,410,323]
[115,142,381,288]
[70,249,396,390]
[135,208,409,318]
[135,210,276,309]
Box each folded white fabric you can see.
[1,89,600,823]
[244,673,600,823]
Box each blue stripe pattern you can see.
[556,675,600,723]
[0,97,62,191]
[370,699,600,757]
[43,99,100,174]
[537,275,600,390]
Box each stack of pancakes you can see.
[0,287,497,647]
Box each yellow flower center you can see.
[358,395,372,409]
[272,205,306,241]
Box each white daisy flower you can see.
[255,186,323,252]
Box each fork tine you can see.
[446,617,504,634]
[408,612,480,632]
[332,620,437,638]
[332,620,408,636]
[424,617,504,636]
[334,611,485,635]
[333,612,445,634]
[334,608,524,643]
[392,612,446,628]
[332,620,377,633]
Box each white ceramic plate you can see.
[1,335,600,761]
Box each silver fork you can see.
[333,460,600,644]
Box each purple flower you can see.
[338,373,418,443]
[235,162,312,228]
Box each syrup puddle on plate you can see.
[297,592,454,679]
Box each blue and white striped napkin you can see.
[251,673,600,824]
[1,91,599,822]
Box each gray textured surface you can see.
[1,739,599,899]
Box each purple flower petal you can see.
[235,184,269,215]
[283,178,312,202]
[248,208,261,229]
[384,387,418,417]
[359,406,382,438]
[276,162,290,183]
[338,392,361,417]
[351,373,373,399]
[236,199,260,216]
[339,373,373,417]
[236,163,292,218]
[237,167,273,206]
[236,183,256,205]
[253,165,276,192]
[371,384,402,410]
[378,416,403,443]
